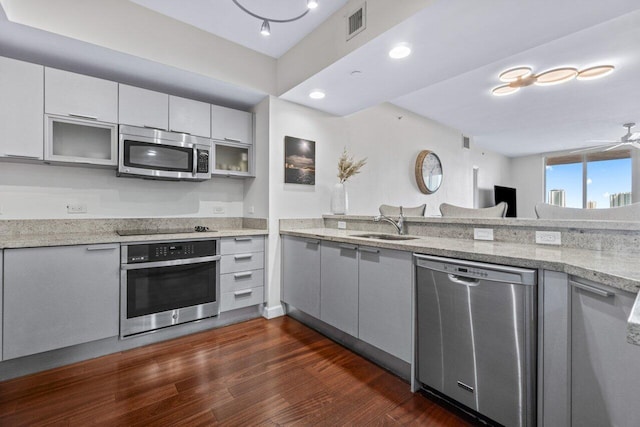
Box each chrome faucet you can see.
[374,206,405,235]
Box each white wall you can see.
[265,98,511,310]
[510,154,545,218]
[0,162,244,219]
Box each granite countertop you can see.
[0,228,268,249]
[281,227,640,346]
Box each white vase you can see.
[331,182,348,214]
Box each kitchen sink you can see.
[352,233,419,241]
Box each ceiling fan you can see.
[572,123,640,153]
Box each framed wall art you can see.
[284,136,316,185]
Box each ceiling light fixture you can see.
[232,0,316,36]
[491,64,614,96]
[389,43,412,59]
[309,90,326,99]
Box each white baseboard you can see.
[262,304,285,319]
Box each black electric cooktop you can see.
[116,227,213,236]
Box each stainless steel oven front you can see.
[120,239,220,338]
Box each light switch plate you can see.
[337,221,347,230]
[536,231,561,245]
[474,228,494,241]
[213,206,226,214]
[67,203,87,214]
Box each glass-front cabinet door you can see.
[213,141,253,177]
[45,114,117,166]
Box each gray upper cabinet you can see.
[0,56,44,160]
[118,84,169,130]
[169,95,211,137]
[570,277,640,427]
[211,105,253,144]
[45,68,118,123]
[320,241,359,337]
[282,235,321,318]
[3,244,120,360]
[359,247,413,362]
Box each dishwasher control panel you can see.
[442,264,489,278]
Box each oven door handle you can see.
[122,255,221,270]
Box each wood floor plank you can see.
[0,316,475,426]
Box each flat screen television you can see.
[494,185,517,217]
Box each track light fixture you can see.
[492,64,615,96]
[232,0,318,36]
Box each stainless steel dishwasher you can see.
[415,254,536,427]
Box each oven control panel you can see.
[125,240,217,263]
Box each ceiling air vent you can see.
[346,2,366,41]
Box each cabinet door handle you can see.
[569,280,614,297]
[4,153,41,160]
[234,289,253,297]
[234,272,253,279]
[170,129,191,135]
[304,239,320,245]
[359,247,379,254]
[235,237,252,242]
[339,244,358,251]
[234,254,253,260]
[68,113,98,121]
[86,244,118,251]
[223,137,243,143]
[143,125,165,130]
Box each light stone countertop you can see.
[280,227,640,346]
[0,228,268,249]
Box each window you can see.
[545,150,632,209]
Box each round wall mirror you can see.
[415,150,443,194]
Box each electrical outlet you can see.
[337,221,347,230]
[473,228,494,241]
[248,206,255,214]
[67,203,87,214]
[213,206,226,214]
[536,231,561,245]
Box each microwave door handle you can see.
[192,147,198,177]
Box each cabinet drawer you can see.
[220,236,264,254]
[220,286,264,312]
[220,269,264,293]
[220,252,264,274]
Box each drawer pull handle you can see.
[68,113,98,121]
[234,289,253,297]
[359,247,380,254]
[234,254,253,260]
[304,239,320,245]
[86,245,117,251]
[235,237,252,242]
[338,244,357,251]
[234,272,253,279]
[569,280,614,297]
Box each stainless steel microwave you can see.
[118,125,211,181]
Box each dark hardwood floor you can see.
[0,316,475,426]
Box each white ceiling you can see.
[2,0,640,157]
[130,0,349,58]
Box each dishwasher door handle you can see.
[447,274,480,287]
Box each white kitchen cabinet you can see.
[45,68,118,123]
[219,236,265,313]
[0,56,44,160]
[358,247,412,362]
[169,95,211,137]
[45,114,117,166]
[570,277,640,427]
[3,244,120,360]
[211,105,253,145]
[118,84,169,130]
[282,235,321,318]
[320,241,359,337]
[213,141,253,177]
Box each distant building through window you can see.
[545,150,632,209]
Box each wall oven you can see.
[118,125,211,181]
[120,239,220,338]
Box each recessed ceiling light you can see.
[498,67,533,82]
[309,90,325,99]
[307,0,319,9]
[389,43,412,59]
[534,67,578,86]
[492,85,520,96]
[577,65,615,80]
